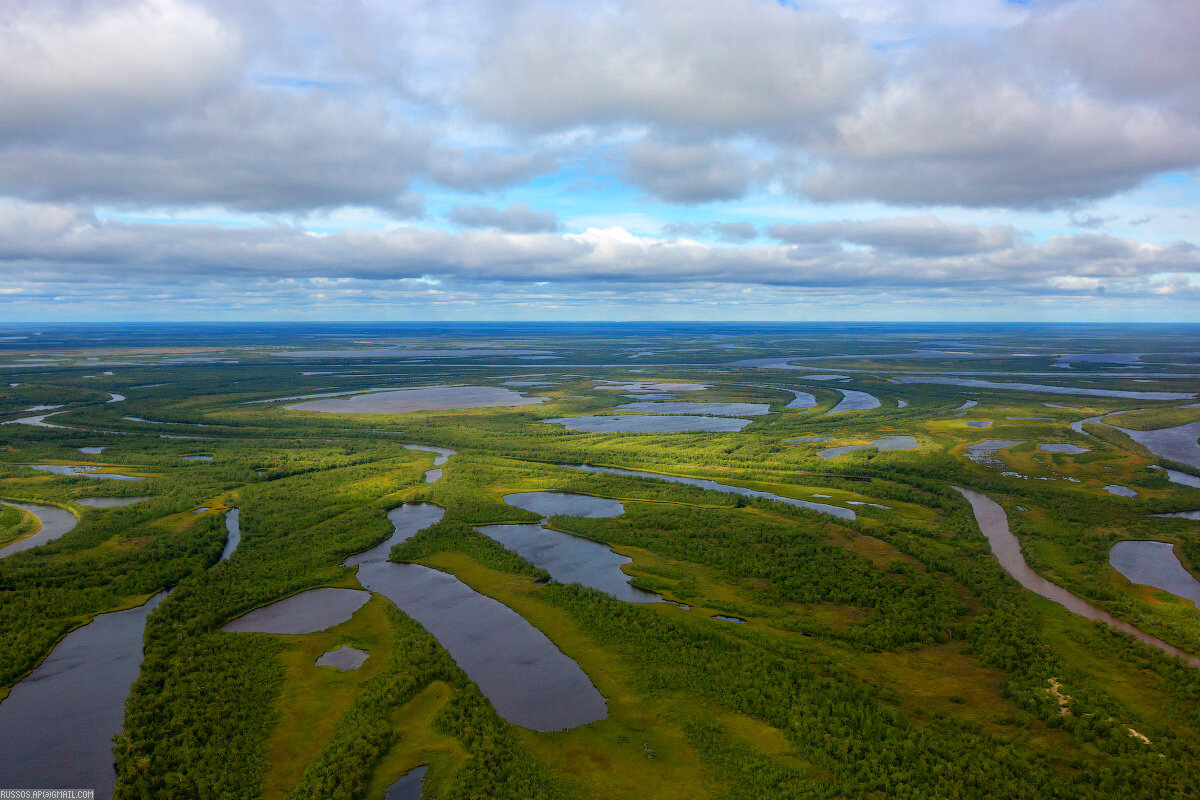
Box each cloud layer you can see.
[0,0,1196,320]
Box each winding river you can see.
[955,487,1199,666]
[0,501,78,558]
[0,592,167,799]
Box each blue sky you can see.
[0,0,1198,322]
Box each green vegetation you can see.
[2,328,1200,798]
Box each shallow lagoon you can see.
[964,439,1025,467]
[21,464,144,481]
[544,415,752,433]
[220,508,241,562]
[818,435,918,460]
[289,386,545,414]
[346,497,607,731]
[1113,421,1200,472]
[614,401,770,416]
[357,560,608,731]
[894,376,1195,400]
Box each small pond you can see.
[76,496,149,508]
[1105,485,1138,497]
[315,645,369,671]
[386,765,428,800]
[825,390,881,414]
[1110,541,1200,608]
[1040,444,1090,454]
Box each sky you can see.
[1,0,1198,322]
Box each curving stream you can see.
[0,501,78,558]
[954,487,1199,666]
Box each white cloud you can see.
[625,139,758,203]
[801,72,1200,208]
[0,0,239,139]
[465,0,875,135]
[448,202,560,233]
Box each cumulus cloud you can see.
[1,200,1195,301]
[801,72,1200,208]
[769,215,1017,256]
[448,202,560,233]
[0,0,239,140]
[428,150,558,193]
[465,0,875,135]
[1019,0,1200,107]
[626,139,757,203]
[1,0,1199,319]
[662,221,757,242]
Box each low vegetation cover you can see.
[1,324,1199,798]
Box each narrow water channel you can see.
[565,464,856,520]
[954,487,1199,666]
[0,592,167,799]
[0,501,78,558]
